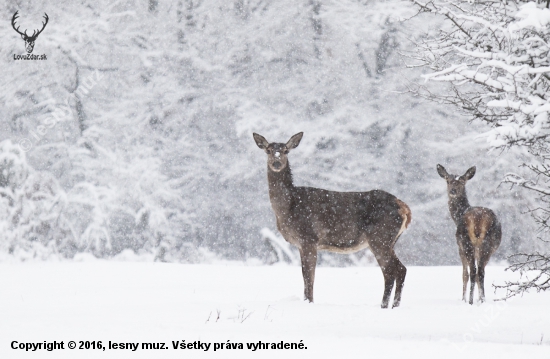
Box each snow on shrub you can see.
[0,140,70,260]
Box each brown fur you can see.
[437,164,502,304]
[464,208,493,248]
[254,132,410,308]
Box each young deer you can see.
[253,132,411,308]
[437,165,501,304]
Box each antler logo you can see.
[11,11,49,54]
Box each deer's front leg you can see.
[299,245,318,303]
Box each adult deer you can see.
[437,165,501,304]
[253,132,411,308]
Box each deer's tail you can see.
[395,198,412,239]
[464,208,493,249]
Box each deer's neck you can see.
[267,163,295,216]
[448,195,471,225]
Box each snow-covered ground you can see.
[0,262,548,358]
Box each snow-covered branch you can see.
[411,0,550,297]
[494,252,550,300]
[504,172,550,195]
[410,0,550,149]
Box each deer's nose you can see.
[272,161,282,169]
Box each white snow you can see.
[0,262,548,358]
[510,3,550,31]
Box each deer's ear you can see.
[436,164,449,179]
[462,166,476,181]
[286,132,303,150]
[253,133,269,150]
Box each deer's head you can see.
[253,132,303,172]
[437,164,476,198]
[12,11,49,54]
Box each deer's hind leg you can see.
[457,229,476,304]
[371,243,400,309]
[380,261,395,309]
[476,232,498,303]
[477,224,502,303]
[476,252,489,303]
[466,249,476,305]
[458,244,469,302]
[391,255,407,308]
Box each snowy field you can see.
[0,262,548,359]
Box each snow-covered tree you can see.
[409,0,550,149]
[0,140,73,259]
[0,0,538,264]
[410,0,550,294]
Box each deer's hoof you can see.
[392,301,400,309]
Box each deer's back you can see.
[276,187,408,252]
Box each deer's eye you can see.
[284,150,289,154]
[266,149,272,154]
